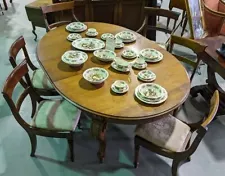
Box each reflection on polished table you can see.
[191,35,225,115]
[37,22,190,163]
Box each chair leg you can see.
[134,144,140,168]
[3,0,7,10]
[28,132,37,157]
[181,17,188,36]
[185,140,191,162]
[10,0,13,3]
[172,159,181,176]
[67,134,74,162]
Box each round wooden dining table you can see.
[37,22,190,163]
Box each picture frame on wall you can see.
[184,0,206,39]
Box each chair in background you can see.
[137,7,180,49]
[169,0,187,36]
[9,36,58,96]
[2,60,81,161]
[168,35,207,81]
[134,90,219,176]
[2,0,12,10]
[41,1,76,32]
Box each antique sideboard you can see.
[25,0,157,41]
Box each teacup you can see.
[114,80,127,91]
[115,38,123,45]
[87,28,97,34]
[115,57,129,69]
[135,57,146,65]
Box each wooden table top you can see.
[37,22,190,124]
[198,35,225,79]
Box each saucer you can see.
[111,62,130,73]
[111,80,129,94]
[132,62,147,70]
[85,31,98,37]
[115,43,124,49]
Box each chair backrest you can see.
[201,90,219,127]
[168,35,207,80]
[139,7,180,37]
[202,0,225,37]
[2,60,37,130]
[41,1,75,31]
[169,0,186,11]
[9,36,37,71]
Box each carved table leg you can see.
[32,23,37,41]
[90,118,107,163]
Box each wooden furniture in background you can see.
[168,35,207,81]
[137,7,180,49]
[169,0,187,36]
[191,35,225,116]
[41,1,75,31]
[2,0,12,10]
[36,22,190,163]
[25,0,158,41]
[2,60,81,162]
[134,90,219,176]
[9,36,58,96]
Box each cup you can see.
[115,38,123,45]
[87,28,97,34]
[114,80,127,91]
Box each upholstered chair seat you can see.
[31,68,54,90]
[135,114,191,152]
[31,100,81,131]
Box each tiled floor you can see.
[0,0,225,176]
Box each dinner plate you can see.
[72,38,105,51]
[66,22,87,33]
[115,31,136,43]
[101,33,115,41]
[61,50,88,66]
[140,48,163,62]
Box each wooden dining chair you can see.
[169,0,187,36]
[9,36,58,96]
[2,0,12,10]
[137,7,180,49]
[168,35,207,81]
[134,90,219,176]
[41,1,76,32]
[2,59,81,162]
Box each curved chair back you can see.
[2,60,37,130]
[41,1,75,31]
[9,36,37,70]
[169,35,207,81]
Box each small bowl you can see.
[93,49,116,62]
[83,67,109,85]
[61,50,88,67]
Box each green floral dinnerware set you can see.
[62,22,168,104]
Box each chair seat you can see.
[135,114,191,152]
[31,68,54,90]
[31,99,81,131]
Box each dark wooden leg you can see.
[190,58,201,81]
[134,143,140,168]
[147,0,157,40]
[78,120,81,129]
[28,132,37,157]
[10,0,12,3]
[32,23,38,41]
[3,0,7,10]
[172,159,180,176]
[181,16,188,36]
[185,140,191,162]
[67,133,74,162]
[91,118,107,163]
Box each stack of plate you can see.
[135,83,168,104]
[139,48,163,63]
[137,70,156,82]
[66,22,87,33]
[115,31,136,43]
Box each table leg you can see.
[190,66,225,115]
[90,118,107,163]
[146,0,157,40]
[32,23,37,41]
[3,0,7,10]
